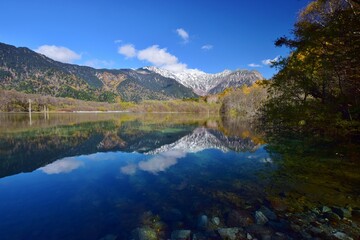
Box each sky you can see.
[0,0,310,78]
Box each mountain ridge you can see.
[0,42,196,102]
[0,42,265,102]
[144,66,264,95]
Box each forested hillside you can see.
[0,43,196,102]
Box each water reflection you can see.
[0,113,359,239]
[40,158,84,174]
[137,150,186,174]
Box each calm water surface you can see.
[0,113,359,239]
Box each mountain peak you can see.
[143,66,264,95]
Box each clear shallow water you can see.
[0,113,359,239]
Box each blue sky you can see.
[0,0,309,78]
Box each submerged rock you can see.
[267,220,290,232]
[269,198,288,212]
[321,206,332,213]
[255,211,269,225]
[212,217,220,226]
[271,232,288,240]
[333,231,354,240]
[332,207,352,219]
[308,226,325,237]
[324,211,341,223]
[132,227,157,240]
[246,233,252,239]
[197,215,208,230]
[192,232,207,240]
[171,230,191,240]
[227,210,254,227]
[258,206,277,221]
[217,227,245,240]
[246,225,273,240]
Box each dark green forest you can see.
[262,0,360,138]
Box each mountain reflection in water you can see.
[0,113,359,239]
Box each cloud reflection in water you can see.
[40,158,84,174]
[121,150,186,175]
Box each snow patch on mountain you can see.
[143,66,264,95]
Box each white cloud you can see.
[118,43,202,73]
[248,63,262,67]
[201,44,213,50]
[84,59,115,69]
[262,56,280,66]
[114,39,122,44]
[138,45,178,65]
[40,158,84,174]
[176,28,189,43]
[118,44,137,58]
[137,45,188,72]
[35,45,81,63]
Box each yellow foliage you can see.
[241,130,250,138]
[241,85,251,95]
[296,53,306,62]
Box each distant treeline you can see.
[0,89,220,113]
[0,90,127,112]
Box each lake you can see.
[0,113,359,239]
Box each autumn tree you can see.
[263,0,360,134]
[221,81,267,119]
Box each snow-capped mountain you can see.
[147,127,260,155]
[143,66,264,95]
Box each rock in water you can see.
[227,210,254,227]
[246,225,273,240]
[258,206,277,220]
[332,207,352,219]
[255,211,269,225]
[211,216,220,226]
[333,231,354,240]
[132,227,157,240]
[217,228,244,240]
[321,206,332,213]
[197,215,208,230]
[171,230,191,240]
